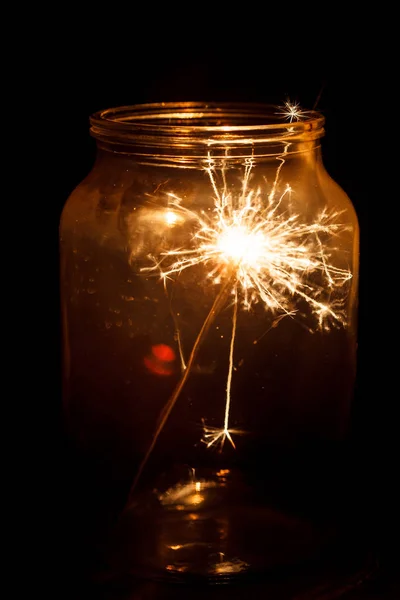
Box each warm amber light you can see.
[164,210,180,226]
[157,478,217,509]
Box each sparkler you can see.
[128,111,353,496]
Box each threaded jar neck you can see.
[90,102,325,161]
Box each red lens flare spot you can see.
[144,344,176,376]
[152,344,176,362]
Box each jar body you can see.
[60,105,360,584]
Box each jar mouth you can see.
[90,102,325,150]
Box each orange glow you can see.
[216,469,230,477]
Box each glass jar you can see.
[60,103,364,591]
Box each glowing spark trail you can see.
[128,130,352,496]
[202,286,239,450]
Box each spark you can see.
[201,424,247,451]
[128,116,353,495]
[143,172,351,325]
[201,286,242,450]
[277,100,307,123]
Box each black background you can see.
[30,23,397,598]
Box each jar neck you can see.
[94,139,323,171]
[90,102,325,168]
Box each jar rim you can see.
[89,102,325,150]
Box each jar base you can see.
[101,466,372,589]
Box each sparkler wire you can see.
[128,274,235,498]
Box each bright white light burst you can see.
[144,172,352,325]
[277,100,307,122]
[140,159,352,452]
